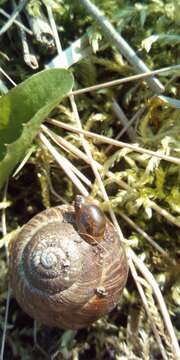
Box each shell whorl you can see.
[9,204,129,329]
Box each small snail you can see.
[75,195,106,245]
[9,196,128,330]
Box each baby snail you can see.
[75,195,106,245]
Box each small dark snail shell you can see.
[9,199,129,330]
[75,195,106,245]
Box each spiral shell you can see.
[9,204,128,329]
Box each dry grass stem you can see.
[69,94,124,241]
[47,119,180,165]
[129,258,168,360]
[42,124,128,190]
[0,181,11,360]
[118,211,168,256]
[70,65,180,96]
[1,181,9,260]
[113,105,146,140]
[39,132,89,197]
[111,100,135,141]
[128,248,180,359]
[0,67,16,87]
[46,4,63,57]
[106,105,146,153]
[0,8,32,35]
[0,0,28,36]
[41,126,92,188]
[148,200,180,228]
[13,146,35,178]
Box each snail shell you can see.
[9,200,129,330]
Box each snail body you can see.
[9,197,128,330]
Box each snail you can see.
[9,196,129,330]
[75,195,106,245]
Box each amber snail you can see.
[75,195,106,245]
[9,196,129,330]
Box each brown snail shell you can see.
[9,198,129,330]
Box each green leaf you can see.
[0,68,74,189]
